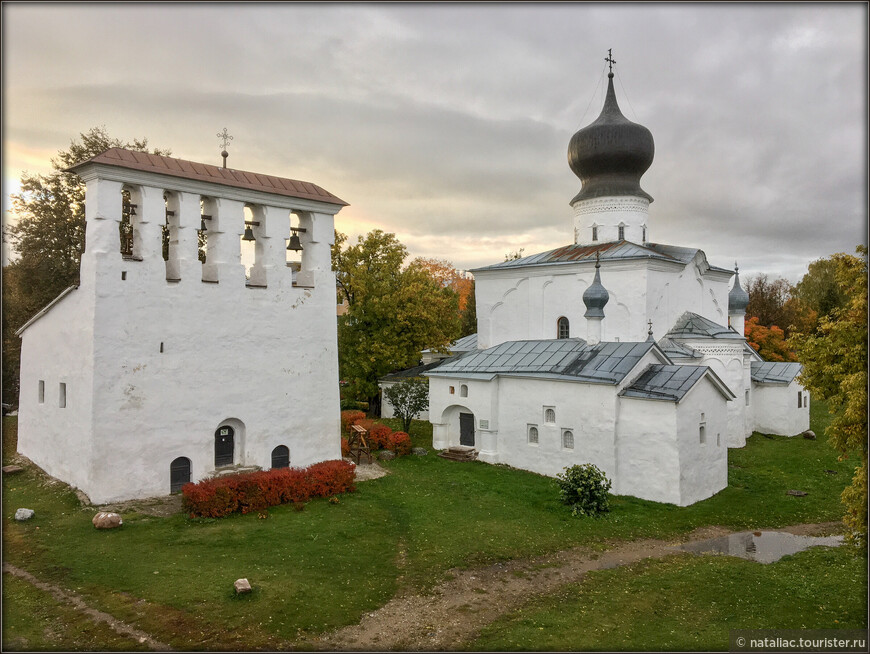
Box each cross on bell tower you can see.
[605,48,616,74]
[217,128,233,168]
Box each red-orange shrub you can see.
[367,423,394,449]
[341,437,350,457]
[341,410,366,433]
[182,459,356,518]
[388,431,412,456]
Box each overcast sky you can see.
[2,2,867,282]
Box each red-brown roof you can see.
[68,148,348,206]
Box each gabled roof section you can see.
[422,332,478,355]
[379,360,445,383]
[471,240,685,272]
[620,364,735,402]
[666,311,744,341]
[15,286,78,336]
[656,337,702,360]
[67,148,348,206]
[751,361,802,385]
[427,338,657,385]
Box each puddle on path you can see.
[679,530,844,564]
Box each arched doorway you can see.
[170,457,191,493]
[215,426,235,467]
[271,445,290,469]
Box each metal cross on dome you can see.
[217,128,233,168]
[605,49,616,73]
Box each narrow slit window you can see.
[699,424,706,444]
[59,382,67,409]
[745,390,750,406]
[591,225,598,241]
[38,380,45,404]
[557,317,570,339]
[618,224,625,240]
[798,392,802,408]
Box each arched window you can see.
[562,430,574,449]
[170,457,191,493]
[545,407,556,423]
[528,426,539,444]
[557,317,570,339]
[460,384,468,397]
[618,224,625,240]
[271,445,290,469]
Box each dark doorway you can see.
[215,426,234,467]
[271,445,290,469]
[459,412,475,447]
[170,457,191,493]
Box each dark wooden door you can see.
[215,426,234,467]
[459,412,475,447]
[170,457,190,493]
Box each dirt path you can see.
[3,563,172,651]
[314,522,841,652]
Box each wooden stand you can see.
[347,424,373,464]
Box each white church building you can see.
[426,65,809,506]
[16,148,346,504]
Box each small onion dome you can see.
[568,73,655,205]
[583,259,610,318]
[729,265,750,314]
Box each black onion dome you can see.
[568,73,655,205]
[729,268,750,313]
[583,260,609,319]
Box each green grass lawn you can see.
[470,546,867,651]
[2,401,865,650]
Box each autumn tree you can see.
[411,257,476,337]
[2,127,169,405]
[789,246,867,546]
[744,316,797,362]
[459,278,477,338]
[333,230,461,414]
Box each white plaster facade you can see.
[751,381,810,436]
[17,150,346,503]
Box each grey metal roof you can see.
[656,337,702,360]
[471,240,733,275]
[583,262,609,317]
[421,332,478,355]
[379,360,446,383]
[751,361,802,385]
[427,338,655,385]
[665,312,745,341]
[619,364,709,402]
[729,270,750,312]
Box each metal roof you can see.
[421,332,478,355]
[656,337,702,360]
[619,364,709,402]
[67,148,348,206]
[751,361,802,385]
[379,360,446,383]
[427,338,655,385]
[665,312,744,341]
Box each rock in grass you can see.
[411,447,428,456]
[377,450,396,461]
[14,508,34,521]
[786,489,808,497]
[802,430,816,440]
[234,578,252,594]
[92,512,123,529]
[2,465,24,474]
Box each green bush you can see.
[556,463,612,517]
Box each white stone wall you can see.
[674,378,729,505]
[572,196,650,245]
[18,172,343,504]
[615,398,679,503]
[475,257,731,350]
[751,382,810,436]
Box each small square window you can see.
[528,425,539,445]
[562,429,574,449]
[38,380,45,404]
[59,382,67,409]
[449,386,455,395]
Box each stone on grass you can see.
[234,578,252,594]
[2,465,24,475]
[786,489,808,497]
[377,450,396,461]
[802,430,816,440]
[92,512,123,529]
[411,447,428,456]
[14,508,34,521]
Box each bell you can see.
[287,233,303,251]
[243,225,256,241]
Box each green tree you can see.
[789,246,867,546]
[459,278,477,338]
[793,256,849,319]
[383,377,429,433]
[2,127,169,405]
[333,229,461,414]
